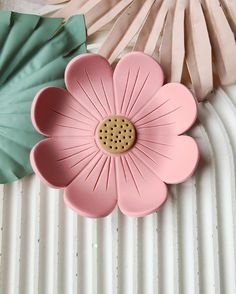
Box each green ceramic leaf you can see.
[0,11,87,183]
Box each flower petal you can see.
[116,154,167,217]
[134,135,199,184]
[30,138,99,188]
[65,54,115,120]
[64,156,117,217]
[113,52,164,117]
[32,87,97,137]
[133,83,197,135]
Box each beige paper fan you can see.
[43,0,236,101]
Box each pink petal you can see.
[134,135,199,184]
[133,83,197,135]
[32,87,97,137]
[64,156,117,217]
[116,154,167,217]
[113,52,164,117]
[30,138,99,188]
[65,54,115,120]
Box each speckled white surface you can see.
[1,1,236,293]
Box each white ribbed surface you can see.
[1,1,236,293]
[1,83,236,294]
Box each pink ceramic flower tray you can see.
[30,52,199,217]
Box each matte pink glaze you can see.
[30,52,199,217]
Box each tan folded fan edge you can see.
[41,0,236,101]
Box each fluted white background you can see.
[1,1,236,293]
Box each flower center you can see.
[97,116,136,154]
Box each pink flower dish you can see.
[30,52,199,217]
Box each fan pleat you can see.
[186,0,213,100]
[34,0,236,100]
[99,0,155,61]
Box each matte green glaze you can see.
[0,11,87,183]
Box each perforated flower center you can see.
[97,116,136,154]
